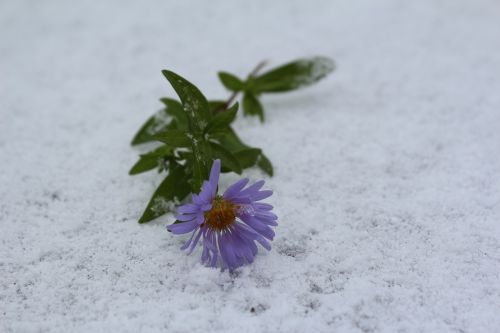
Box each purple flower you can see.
[167,159,277,270]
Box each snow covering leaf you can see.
[138,164,190,223]
[209,141,242,174]
[159,98,188,130]
[129,145,172,175]
[254,56,335,93]
[131,100,182,145]
[205,102,238,134]
[218,71,244,91]
[243,92,264,122]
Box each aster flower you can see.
[167,159,277,270]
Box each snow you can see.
[1,0,500,332]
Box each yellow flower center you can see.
[204,197,237,231]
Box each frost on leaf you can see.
[146,110,170,135]
[151,197,178,215]
[255,56,335,93]
[290,57,335,89]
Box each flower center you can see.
[204,196,236,231]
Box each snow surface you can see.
[1,0,500,332]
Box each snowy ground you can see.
[1,0,500,332]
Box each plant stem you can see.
[215,60,268,113]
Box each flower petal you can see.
[209,159,221,197]
[223,178,249,200]
[237,223,272,251]
[253,203,274,211]
[175,213,196,222]
[219,232,244,270]
[239,216,275,240]
[170,159,277,270]
[192,193,204,205]
[186,228,203,254]
[201,245,210,263]
[201,203,212,212]
[231,231,255,263]
[167,220,199,234]
[251,190,273,201]
[239,180,265,197]
[256,237,271,251]
[198,181,213,203]
[255,211,278,222]
[180,230,197,250]
[177,203,199,214]
[226,197,252,204]
[253,214,278,226]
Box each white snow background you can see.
[1,0,500,332]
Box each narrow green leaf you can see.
[257,153,274,176]
[243,93,264,122]
[162,70,211,130]
[129,157,158,176]
[218,72,244,91]
[208,100,227,114]
[205,103,238,134]
[209,141,242,174]
[209,127,274,175]
[162,70,212,191]
[233,148,262,169]
[131,98,187,146]
[154,129,191,148]
[159,98,187,130]
[210,127,250,151]
[129,145,172,175]
[138,165,190,223]
[131,111,171,146]
[191,140,213,191]
[254,56,335,93]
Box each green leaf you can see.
[129,145,172,175]
[131,111,171,146]
[208,127,274,175]
[138,164,191,223]
[208,100,227,114]
[159,98,187,130]
[154,129,191,148]
[205,103,238,134]
[254,56,335,93]
[162,70,211,129]
[162,70,212,191]
[257,153,274,176]
[129,157,159,176]
[218,72,244,91]
[233,148,262,169]
[243,92,264,122]
[210,127,250,151]
[131,98,187,146]
[209,141,242,174]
